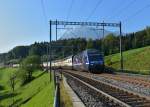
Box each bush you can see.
[18,55,41,84]
[16,68,28,85]
[105,58,112,66]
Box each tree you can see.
[16,68,27,85]
[104,33,118,54]
[8,73,17,91]
[29,46,40,56]
[86,38,94,49]
[20,55,41,82]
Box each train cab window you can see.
[89,54,103,61]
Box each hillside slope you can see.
[21,80,54,107]
[0,68,54,107]
[105,46,150,75]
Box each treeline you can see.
[0,26,150,64]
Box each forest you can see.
[0,26,150,65]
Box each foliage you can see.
[0,26,150,64]
[8,73,17,91]
[0,68,18,90]
[0,68,52,107]
[16,68,28,85]
[86,38,93,49]
[20,55,41,84]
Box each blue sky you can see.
[0,0,150,53]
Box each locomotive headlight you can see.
[90,63,94,66]
[86,62,89,64]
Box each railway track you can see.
[63,70,150,107]
[76,70,150,96]
[98,74,150,88]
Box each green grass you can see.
[0,68,18,92]
[0,68,54,107]
[105,46,150,75]
[21,79,54,107]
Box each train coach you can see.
[44,49,105,73]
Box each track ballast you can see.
[63,70,150,107]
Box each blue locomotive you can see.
[73,49,104,73]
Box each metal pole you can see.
[47,43,49,71]
[119,21,123,71]
[102,21,105,54]
[72,45,74,70]
[49,20,52,82]
[54,20,57,88]
[56,20,58,41]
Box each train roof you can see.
[84,49,101,54]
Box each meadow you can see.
[0,68,54,107]
[105,46,150,75]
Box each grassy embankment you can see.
[105,46,150,75]
[0,68,54,107]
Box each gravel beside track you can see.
[65,70,150,97]
[64,70,150,107]
[93,74,150,97]
[65,75,105,107]
[115,72,150,81]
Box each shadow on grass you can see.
[21,72,45,86]
[0,104,5,107]
[0,85,5,91]
[0,92,19,101]
[9,98,22,107]
[34,72,45,79]
[21,90,40,105]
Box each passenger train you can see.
[43,49,104,73]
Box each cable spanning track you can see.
[86,0,103,21]
[111,0,137,19]
[41,0,48,23]
[106,0,125,20]
[66,0,74,21]
[123,4,150,22]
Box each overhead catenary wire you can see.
[122,4,150,22]
[111,0,137,19]
[41,0,48,23]
[66,0,74,21]
[105,0,123,20]
[86,0,103,21]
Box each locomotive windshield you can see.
[88,54,103,61]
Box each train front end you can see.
[87,50,104,73]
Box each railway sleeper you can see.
[116,95,136,99]
[135,103,150,107]
[116,95,140,98]
[121,97,144,102]
[127,102,150,107]
[108,93,128,96]
[101,98,120,107]
[127,100,150,106]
